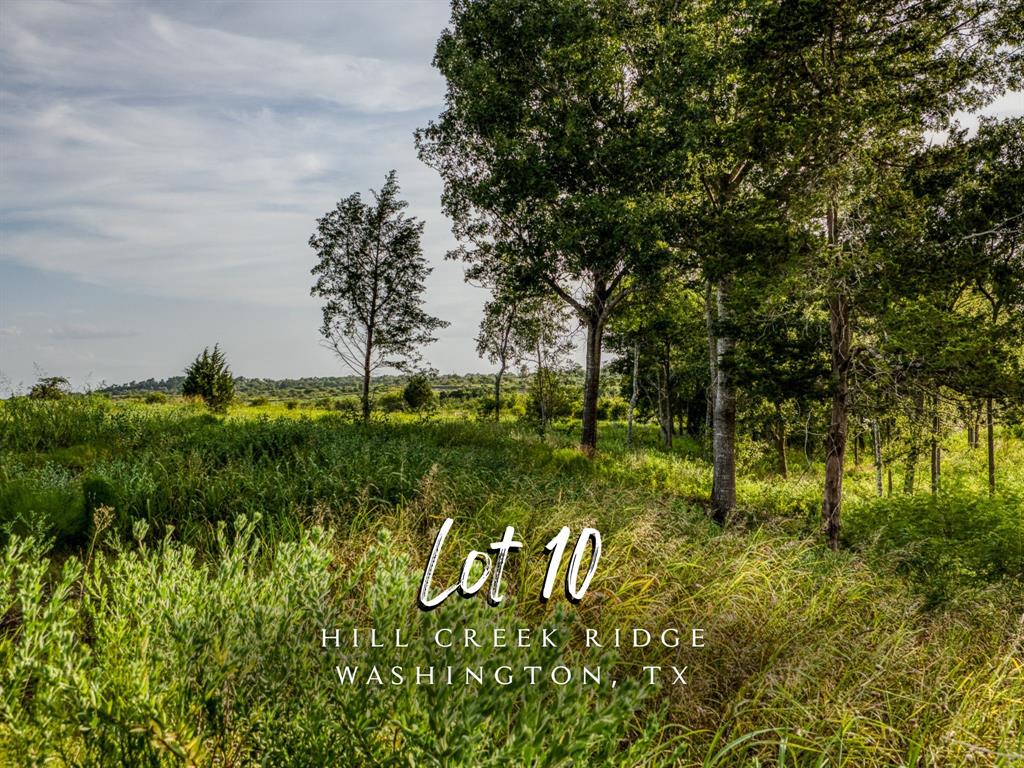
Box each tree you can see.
[606,278,710,449]
[874,117,1024,495]
[749,0,1014,548]
[309,171,448,421]
[403,373,436,411]
[417,0,671,454]
[512,294,576,434]
[640,0,811,522]
[29,376,70,400]
[476,289,531,422]
[182,345,234,412]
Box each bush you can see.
[377,390,406,413]
[403,374,436,411]
[333,396,361,414]
[596,397,629,421]
[285,400,299,410]
[182,345,234,413]
[28,376,70,401]
[844,489,1024,603]
[527,370,578,424]
[476,393,525,420]
[0,464,87,543]
[0,524,657,766]
[250,396,270,407]
[144,392,168,404]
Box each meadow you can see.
[1,395,1022,767]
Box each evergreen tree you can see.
[182,345,234,412]
[403,373,436,411]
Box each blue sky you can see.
[0,1,1021,393]
[0,0,472,392]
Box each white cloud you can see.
[0,2,443,113]
[0,1,493,385]
[0,0,459,307]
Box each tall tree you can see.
[750,0,1014,548]
[643,0,804,522]
[888,117,1024,493]
[417,0,671,454]
[309,171,448,421]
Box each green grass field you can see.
[2,397,1022,766]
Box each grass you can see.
[1,397,1022,766]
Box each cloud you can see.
[0,0,457,308]
[0,1,443,113]
[0,1,491,385]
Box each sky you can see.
[0,0,470,392]
[0,1,1021,393]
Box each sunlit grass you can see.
[1,397,1022,765]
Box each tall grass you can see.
[2,398,1023,765]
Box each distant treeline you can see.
[99,373,537,400]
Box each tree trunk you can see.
[886,421,893,496]
[580,315,603,455]
[822,201,850,551]
[987,396,995,495]
[904,391,925,494]
[535,343,547,436]
[711,280,736,525]
[686,397,704,438]
[872,420,883,498]
[361,349,372,423]
[972,401,982,449]
[775,402,788,478]
[930,395,940,495]
[661,344,673,448]
[704,281,717,444]
[493,362,506,422]
[626,341,639,447]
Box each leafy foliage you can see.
[402,373,436,411]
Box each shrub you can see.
[144,392,168,404]
[285,400,299,410]
[333,396,361,414]
[403,374,436,410]
[844,489,1024,603]
[596,397,629,421]
[0,396,111,452]
[182,345,234,413]
[377,390,406,413]
[28,376,70,401]
[0,524,657,766]
[0,465,87,543]
[476,393,525,420]
[527,370,577,424]
[249,396,270,407]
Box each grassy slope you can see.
[1,398,1022,766]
